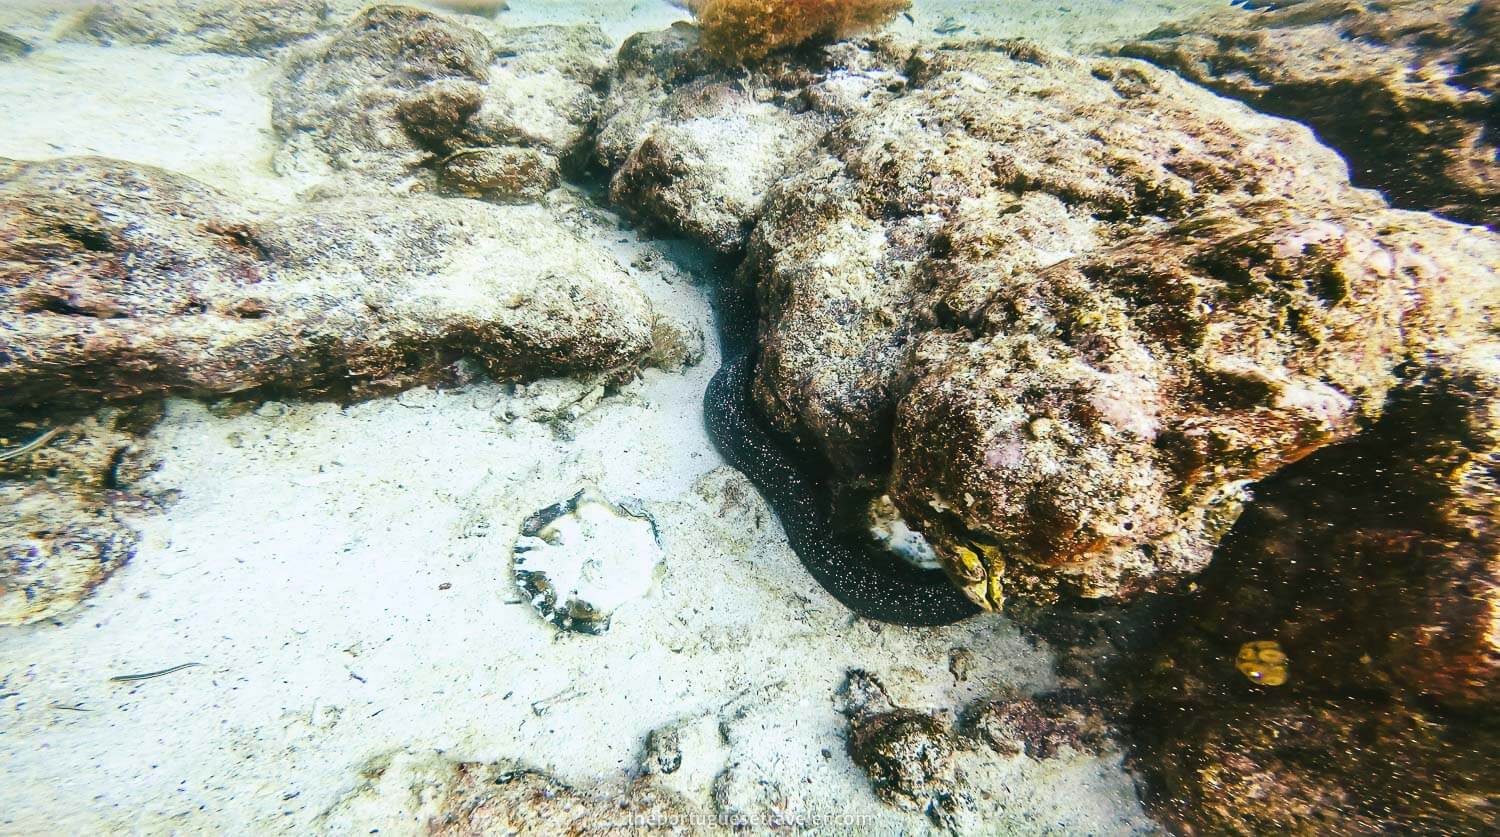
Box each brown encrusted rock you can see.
[65,0,333,56]
[966,691,1114,760]
[1120,0,1499,229]
[891,205,1499,606]
[837,670,958,818]
[272,5,611,195]
[0,405,161,626]
[736,41,1500,609]
[439,146,561,201]
[596,25,910,252]
[319,750,706,835]
[0,156,659,409]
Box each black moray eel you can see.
[703,283,980,627]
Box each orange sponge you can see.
[692,0,910,62]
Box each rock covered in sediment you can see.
[272,4,611,195]
[0,405,161,626]
[1120,0,1499,229]
[65,0,334,56]
[598,34,1500,613]
[513,488,663,634]
[837,670,958,817]
[746,41,1499,608]
[595,24,910,252]
[0,156,663,410]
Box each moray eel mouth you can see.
[704,348,980,627]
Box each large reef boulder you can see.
[272,4,612,196]
[64,0,335,56]
[595,34,1500,611]
[0,156,662,410]
[1120,0,1499,229]
[595,24,909,252]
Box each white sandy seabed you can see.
[0,1,1225,833]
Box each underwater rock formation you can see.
[0,405,161,626]
[428,763,700,835]
[601,32,1500,610]
[1121,0,1499,229]
[1121,347,1500,833]
[65,0,334,56]
[513,488,663,634]
[596,25,909,252]
[272,4,611,195]
[0,156,665,410]
[320,750,703,834]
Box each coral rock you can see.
[0,405,161,626]
[1121,0,1499,228]
[272,5,611,194]
[596,25,909,252]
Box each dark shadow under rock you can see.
[0,156,662,411]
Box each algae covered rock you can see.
[1120,0,1499,228]
[838,670,958,818]
[690,0,910,63]
[598,33,1500,613]
[0,156,661,410]
[272,4,611,195]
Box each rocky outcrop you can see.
[65,0,334,56]
[1120,0,1499,229]
[272,5,612,196]
[595,25,909,252]
[0,156,665,410]
[599,33,1500,610]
